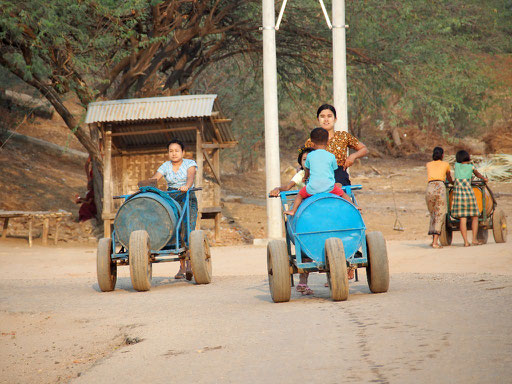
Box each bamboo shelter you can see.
[85,95,237,242]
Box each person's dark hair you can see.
[167,138,184,151]
[432,147,444,161]
[297,147,314,169]
[316,104,337,118]
[310,127,329,145]
[455,149,470,163]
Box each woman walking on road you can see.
[425,147,453,248]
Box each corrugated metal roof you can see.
[85,94,218,124]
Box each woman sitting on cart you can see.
[305,104,369,186]
[149,138,198,280]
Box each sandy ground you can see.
[1,234,511,384]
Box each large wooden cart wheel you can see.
[267,240,291,303]
[366,231,390,294]
[439,216,452,246]
[129,230,152,291]
[325,238,349,301]
[190,230,212,284]
[97,237,117,292]
[476,227,488,244]
[492,209,507,243]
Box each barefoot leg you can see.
[284,194,304,216]
[471,216,479,244]
[460,217,469,246]
[432,234,440,247]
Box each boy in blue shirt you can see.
[284,128,353,216]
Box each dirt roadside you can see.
[1,237,510,383]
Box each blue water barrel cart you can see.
[96,187,211,292]
[268,186,389,302]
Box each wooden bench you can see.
[0,210,72,247]
[200,206,222,242]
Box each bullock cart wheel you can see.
[129,230,153,291]
[366,231,389,294]
[477,227,488,244]
[492,209,507,243]
[190,230,212,284]
[325,238,349,301]
[267,240,291,303]
[97,237,117,292]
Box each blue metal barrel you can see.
[286,193,365,263]
[114,191,182,251]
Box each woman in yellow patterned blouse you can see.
[305,104,369,186]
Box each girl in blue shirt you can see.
[150,138,198,279]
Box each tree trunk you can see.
[91,159,104,223]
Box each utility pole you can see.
[332,0,349,133]
[262,0,283,238]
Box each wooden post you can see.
[1,218,8,240]
[28,218,33,247]
[103,130,113,238]
[42,218,49,246]
[195,125,204,228]
[262,0,283,239]
[213,148,221,242]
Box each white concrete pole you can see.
[332,0,349,133]
[262,0,283,239]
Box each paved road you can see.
[0,239,511,383]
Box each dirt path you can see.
[1,236,511,383]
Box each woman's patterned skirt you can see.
[425,181,447,235]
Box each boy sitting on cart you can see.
[284,128,354,216]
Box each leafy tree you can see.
[345,0,512,138]
[0,0,329,160]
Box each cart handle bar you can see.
[268,184,362,198]
[114,187,202,200]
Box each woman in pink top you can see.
[425,147,453,248]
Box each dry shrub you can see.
[377,126,456,157]
[482,124,512,154]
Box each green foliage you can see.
[1,0,511,168]
[345,0,512,137]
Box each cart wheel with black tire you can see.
[366,231,389,294]
[190,230,212,284]
[493,209,507,243]
[97,237,117,292]
[267,240,291,303]
[476,227,489,244]
[325,238,349,301]
[129,230,152,291]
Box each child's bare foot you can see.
[464,242,471,247]
[283,210,295,216]
[296,284,313,295]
